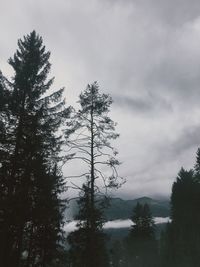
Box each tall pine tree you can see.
[65,82,123,267]
[162,161,200,267]
[0,31,70,267]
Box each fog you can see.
[64,217,170,232]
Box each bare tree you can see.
[64,81,124,198]
[64,82,124,267]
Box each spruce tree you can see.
[164,166,200,267]
[130,203,155,238]
[125,203,157,267]
[0,71,13,262]
[0,31,70,267]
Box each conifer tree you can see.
[0,71,13,262]
[130,203,155,239]
[65,82,123,267]
[67,184,108,267]
[125,203,157,267]
[164,166,200,267]
[0,31,70,267]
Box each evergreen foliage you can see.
[67,185,109,267]
[162,153,200,267]
[110,240,125,267]
[125,202,158,267]
[0,31,70,267]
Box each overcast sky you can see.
[1,0,200,199]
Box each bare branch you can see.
[64,173,90,179]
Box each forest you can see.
[1,31,200,267]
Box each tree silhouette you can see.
[110,240,125,267]
[162,158,200,267]
[0,31,70,267]
[65,82,123,267]
[172,168,200,266]
[125,202,158,267]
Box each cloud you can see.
[1,0,200,199]
[113,92,172,114]
[167,125,200,158]
[64,217,170,232]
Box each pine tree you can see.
[65,82,123,267]
[130,203,155,239]
[164,166,200,267]
[125,203,157,267]
[0,31,70,267]
[0,71,13,262]
[68,184,109,267]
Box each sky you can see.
[1,0,200,199]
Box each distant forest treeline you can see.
[1,31,200,267]
[65,196,170,220]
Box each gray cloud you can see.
[113,92,172,113]
[1,0,200,199]
[169,125,200,158]
[116,123,200,199]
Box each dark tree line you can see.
[116,148,200,267]
[108,154,200,267]
[110,202,158,267]
[1,31,161,267]
[2,30,200,267]
[0,31,123,267]
[125,203,158,267]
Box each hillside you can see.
[65,196,170,221]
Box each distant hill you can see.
[65,196,170,221]
[104,197,170,220]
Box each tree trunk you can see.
[15,223,25,267]
[25,223,34,267]
[89,87,96,267]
